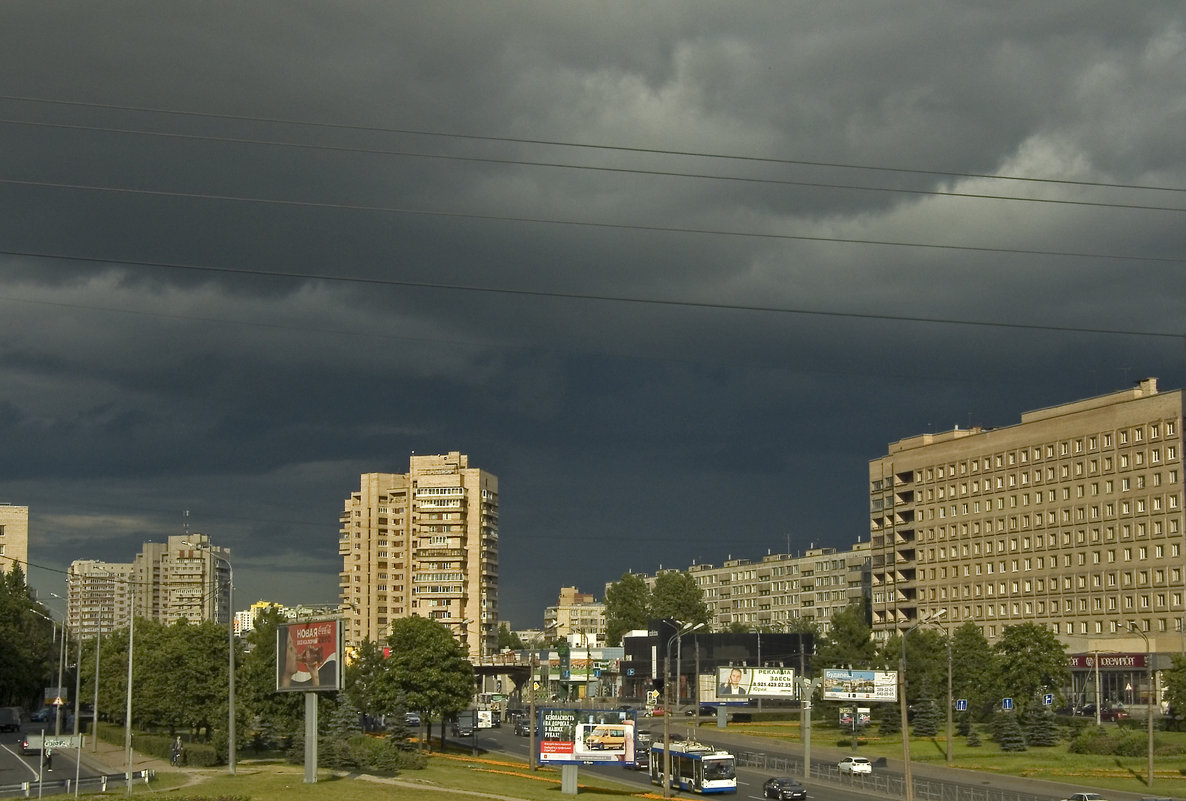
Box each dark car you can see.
[1099,707,1130,721]
[686,704,717,717]
[764,777,808,800]
[514,718,535,737]
[451,721,474,737]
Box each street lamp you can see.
[1125,621,1154,789]
[184,540,235,775]
[900,608,946,801]
[662,621,705,800]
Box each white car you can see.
[837,756,872,774]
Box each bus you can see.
[649,740,737,794]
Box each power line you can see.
[1,247,1181,339]
[2,178,1184,268]
[2,93,1184,194]
[2,116,1183,213]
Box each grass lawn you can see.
[41,750,663,801]
[720,717,1186,797]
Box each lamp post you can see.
[899,608,945,801]
[662,621,705,799]
[1126,621,1154,789]
[185,540,235,775]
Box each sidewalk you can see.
[74,735,174,777]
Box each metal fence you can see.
[0,769,153,798]
[734,749,1053,801]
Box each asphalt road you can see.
[471,722,877,801]
[0,723,103,791]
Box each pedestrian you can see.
[170,736,182,767]
[44,747,53,772]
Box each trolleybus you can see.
[649,740,737,794]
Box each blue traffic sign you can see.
[1002,698,1013,710]
[955,698,968,711]
[1043,693,1053,705]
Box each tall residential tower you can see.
[339,452,499,660]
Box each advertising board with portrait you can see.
[710,666,797,702]
[276,618,343,693]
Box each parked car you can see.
[1099,707,1130,721]
[837,756,872,774]
[28,707,51,723]
[686,704,717,717]
[763,776,808,800]
[1060,793,1108,801]
[1077,704,1098,717]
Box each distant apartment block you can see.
[339,452,499,661]
[545,586,606,647]
[66,532,231,637]
[869,378,1184,652]
[0,504,29,575]
[622,543,871,637]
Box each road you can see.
[469,722,877,801]
[0,723,104,793]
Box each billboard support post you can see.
[304,692,317,784]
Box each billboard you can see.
[538,708,636,765]
[710,666,797,702]
[276,618,342,692]
[821,668,897,701]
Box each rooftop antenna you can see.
[183,509,189,536]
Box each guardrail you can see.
[733,749,1051,801]
[0,769,153,798]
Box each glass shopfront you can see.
[1068,652,1155,710]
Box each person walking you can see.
[170,737,183,767]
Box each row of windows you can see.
[916,421,1179,482]
[925,465,1180,504]
[921,565,1184,594]
[926,539,1181,563]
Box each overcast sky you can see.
[2,2,1183,628]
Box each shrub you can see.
[1068,725,1147,756]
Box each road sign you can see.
[1002,698,1013,710]
[956,698,968,711]
[1043,693,1054,705]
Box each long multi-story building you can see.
[65,533,231,636]
[623,543,871,637]
[869,377,1183,647]
[339,452,499,661]
[0,504,29,576]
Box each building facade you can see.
[65,533,231,637]
[339,452,499,661]
[619,544,871,637]
[869,377,1183,649]
[0,504,29,576]
[544,586,606,647]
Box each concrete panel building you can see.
[339,451,499,661]
[0,504,29,576]
[869,377,1183,649]
[545,586,606,647]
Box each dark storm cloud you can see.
[1,1,1183,625]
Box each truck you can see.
[0,707,21,732]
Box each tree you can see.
[346,638,397,727]
[1161,653,1186,726]
[950,622,997,719]
[993,623,1070,714]
[496,623,523,651]
[238,606,304,750]
[383,616,475,751]
[650,572,709,628]
[604,573,651,646]
[0,564,54,708]
[815,601,876,669]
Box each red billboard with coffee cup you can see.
[276,619,342,692]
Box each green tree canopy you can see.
[950,622,997,718]
[0,564,54,707]
[382,616,475,747]
[650,572,709,628]
[604,573,652,646]
[993,623,1070,713]
[237,606,304,746]
[496,623,524,651]
[815,601,876,669]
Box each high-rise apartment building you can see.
[339,452,499,661]
[66,560,134,637]
[869,378,1183,652]
[545,586,606,647]
[66,532,230,636]
[0,504,29,575]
